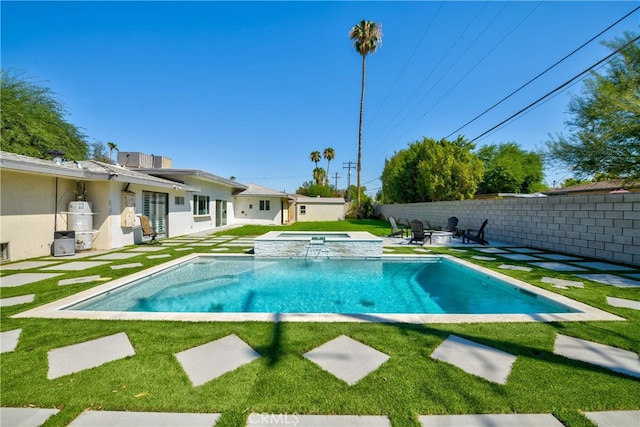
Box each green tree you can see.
[0,69,88,159]
[546,32,640,180]
[476,142,545,194]
[323,147,335,186]
[349,19,382,218]
[345,185,374,218]
[313,167,327,186]
[381,136,484,203]
[310,150,321,168]
[107,141,118,164]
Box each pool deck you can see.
[2,231,639,426]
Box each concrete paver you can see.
[47,332,136,379]
[304,335,389,386]
[58,275,103,286]
[572,262,636,271]
[247,414,391,426]
[529,262,587,272]
[582,410,640,427]
[91,253,140,260]
[471,256,496,261]
[0,261,61,270]
[147,254,172,259]
[498,264,532,272]
[0,407,59,427]
[606,297,640,311]
[1,273,63,287]
[175,334,260,386]
[1,328,22,353]
[554,334,640,378]
[0,294,35,307]
[418,413,563,426]
[575,274,640,288]
[541,277,584,289]
[68,410,221,426]
[536,253,582,261]
[508,248,542,254]
[500,254,542,261]
[41,262,109,271]
[127,246,165,252]
[430,335,516,384]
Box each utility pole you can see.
[333,172,340,190]
[343,161,355,201]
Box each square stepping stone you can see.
[190,242,215,247]
[536,253,582,261]
[571,262,636,271]
[127,246,165,252]
[174,247,195,251]
[304,335,389,386]
[414,248,431,253]
[110,263,144,270]
[500,254,542,261]
[1,273,63,287]
[0,261,60,270]
[419,413,563,427]
[430,335,516,384]
[449,249,467,253]
[472,256,496,261]
[68,410,221,426]
[42,262,109,271]
[477,248,510,254]
[147,254,172,259]
[0,294,35,307]
[498,264,532,272]
[210,247,229,252]
[0,407,59,426]
[91,253,140,260]
[59,275,102,286]
[1,329,22,353]
[541,277,584,289]
[582,410,640,427]
[247,414,391,426]
[575,274,640,288]
[175,334,260,387]
[47,332,136,379]
[554,334,640,378]
[606,297,640,311]
[508,248,542,254]
[223,243,254,247]
[529,262,587,272]
[158,242,182,246]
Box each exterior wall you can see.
[233,196,285,225]
[376,192,640,266]
[296,201,347,222]
[178,177,237,233]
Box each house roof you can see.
[135,168,248,191]
[543,179,639,195]
[0,151,200,191]
[235,183,289,198]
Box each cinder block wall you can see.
[376,193,640,266]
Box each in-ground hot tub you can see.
[254,231,383,258]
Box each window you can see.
[175,196,185,205]
[300,205,306,215]
[259,200,270,211]
[193,195,210,215]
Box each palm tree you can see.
[107,141,118,164]
[323,147,335,187]
[310,150,321,168]
[313,167,327,186]
[349,20,382,218]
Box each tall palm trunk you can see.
[356,54,366,218]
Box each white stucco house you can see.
[0,151,246,261]
[233,183,291,225]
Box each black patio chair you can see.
[409,220,432,245]
[462,219,489,245]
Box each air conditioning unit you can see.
[53,231,76,257]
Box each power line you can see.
[468,35,640,143]
[445,4,640,139]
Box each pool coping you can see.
[12,254,624,324]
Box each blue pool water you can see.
[71,257,574,315]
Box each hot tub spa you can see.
[253,231,383,258]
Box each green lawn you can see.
[1,221,639,426]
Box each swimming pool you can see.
[13,254,623,323]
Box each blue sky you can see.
[2,1,638,194]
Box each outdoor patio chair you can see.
[388,216,405,238]
[462,219,489,245]
[139,215,160,243]
[445,216,459,237]
[409,220,432,245]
